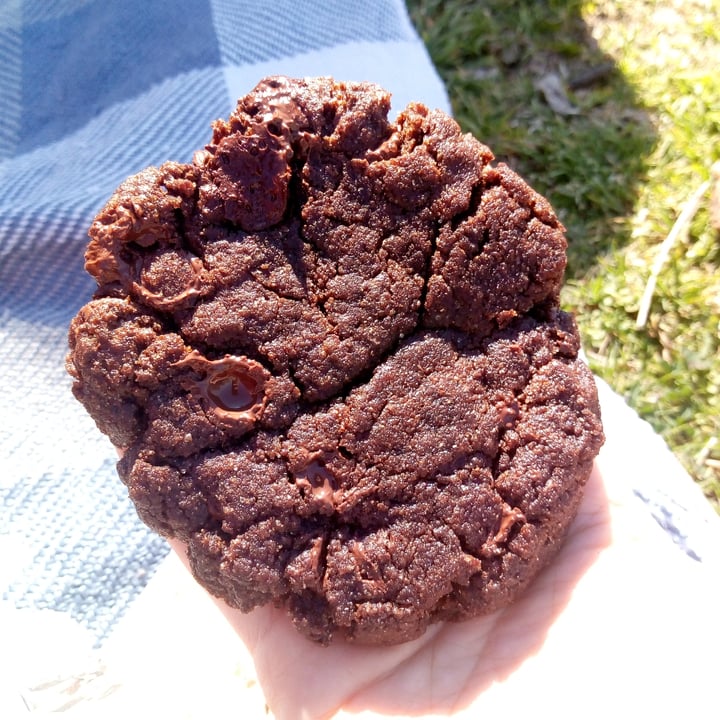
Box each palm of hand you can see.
[214,463,611,719]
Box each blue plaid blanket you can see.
[0,0,717,664]
[0,0,450,649]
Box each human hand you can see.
[169,379,720,719]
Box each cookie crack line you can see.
[416,217,442,332]
[67,76,604,646]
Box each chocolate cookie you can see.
[67,76,604,645]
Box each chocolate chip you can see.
[173,351,269,431]
[293,459,337,510]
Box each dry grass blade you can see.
[636,179,711,328]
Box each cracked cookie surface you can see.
[67,76,604,645]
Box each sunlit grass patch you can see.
[407,0,720,507]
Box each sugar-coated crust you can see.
[67,76,603,645]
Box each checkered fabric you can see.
[0,0,717,649]
[0,0,450,647]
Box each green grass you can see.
[407,0,720,509]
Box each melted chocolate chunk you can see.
[130,250,204,311]
[293,458,337,511]
[67,76,604,646]
[173,351,269,431]
[207,369,258,411]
